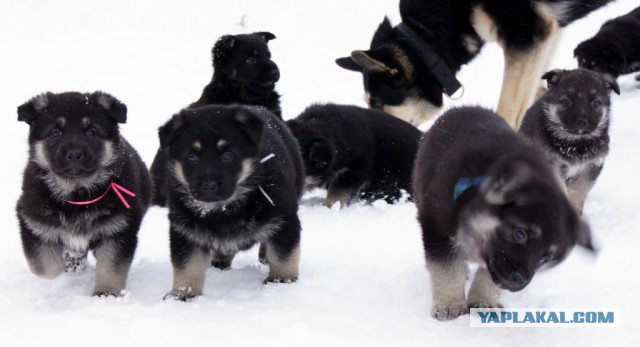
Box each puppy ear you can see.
[308,139,334,168]
[17,93,50,125]
[603,76,620,95]
[91,91,127,123]
[350,50,400,77]
[336,56,364,72]
[481,158,534,205]
[254,31,276,42]
[212,35,237,66]
[541,69,563,88]
[234,109,264,146]
[158,113,185,149]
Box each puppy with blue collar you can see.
[413,106,593,321]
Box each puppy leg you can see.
[258,243,268,264]
[427,255,469,321]
[566,170,598,215]
[211,251,236,270]
[165,228,210,301]
[325,169,369,208]
[497,19,559,128]
[265,216,301,283]
[92,233,136,296]
[19,220,64,279]
[149,149,170,207]
[467,267,503,309]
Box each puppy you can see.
[413,106,592,321]
[151,32,282,207]
[336,0,613,127]
[16,92,151,296]
[521,69,619,214]
[158,105,303,301]
[574,6,640,78]
[191,31,282,117]
[286,104,421,207]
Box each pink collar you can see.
[65,182,136,209]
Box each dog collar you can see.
[453,176,487,200]
[65,182,136,209]
[393,23,463,98]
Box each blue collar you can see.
[453,176,487,200]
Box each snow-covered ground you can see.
[1,0,639,345]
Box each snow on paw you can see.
[431,302,469,321]
[64,250,87,273]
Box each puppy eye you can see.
[513,229,528,244]
[221,151,234,162]
[85,128,97,137]
[188,153,200,163]
[246,57,258,65]
[539,255,551,265]
[51,129,63,138]
[591,98,601,109]
[561,96,572,108]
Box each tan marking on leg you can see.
[496,12,560,128]
[93,240,131,296]
[27,242,65,279]
[467,267,503,308]
[426,256,469,321]
[566,172,595,215]
[265,243,300,282]
[169,248,210,298]
[324,190,353,209]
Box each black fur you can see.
[336,0,612,124]
[191,31,281,117]
[521,68,619,213]
[151,31,282,207]
[413,106,591,320]
[286,104,421,206]
[158,105,303,300]
[574,6,640,78]
[15,91,151,296]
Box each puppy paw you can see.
[163,287,198,302]
[468,302,504,309]
[64,250,87,273]
[431,302,469,321]
[92,289,122,297]
[211,259,232,270]
[264,276,297,284]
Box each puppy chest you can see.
[179,219,282,253]
[555,156,605,180]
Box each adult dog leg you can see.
[497,21,559,128]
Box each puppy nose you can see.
[575,118,589,130]
[66,149,84,162]
[200,181,218,194]
[270,68,280,81]
[511,272,527,287]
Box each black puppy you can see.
[16,92,151,296]
[191,31,282,117]
[413,106,592,321]
[574,6,640,78]
[286,104,421,207]
[336,0,612,127]
[151,31,281,207]
[158,105,303,301]
[521,69,619,214]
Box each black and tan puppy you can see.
[16,92,151,296]
[574,6,640,79]
[413,106,592,321]
[151,32,282,207]
[336,0,612,127]
[286,104,421,207]
[158,105,303,301]
[191,31,282,117]
[521,69,619,214]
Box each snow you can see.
[1,0,640,345]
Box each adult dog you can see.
[16,92,151,296]
[336,0,613,127]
